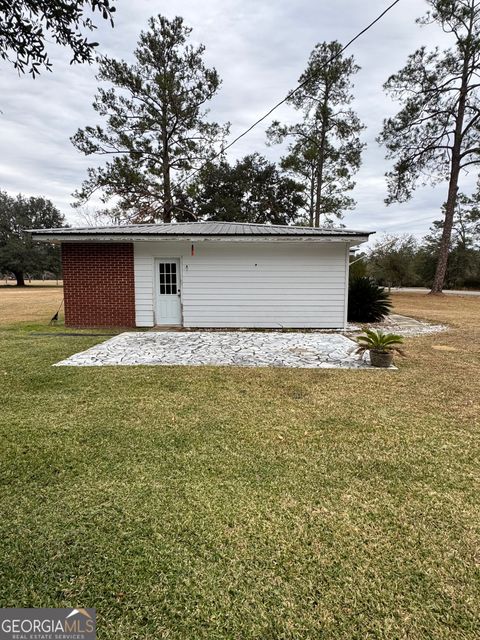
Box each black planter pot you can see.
[369,349,394,368]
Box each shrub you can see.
[349,257,368,279]
[355,329,406,355]
[463,276,480,290]
[348,277,392,323]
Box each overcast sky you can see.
[0,0,475,239]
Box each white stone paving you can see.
[54,331,378,369]
[369,314,447,337]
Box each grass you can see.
[0,282,63,325]
[0,286,479,639]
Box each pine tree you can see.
[72,15,228,223]
[379,0,480,292]
[267,41,364,226]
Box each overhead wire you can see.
[174,0,402,189]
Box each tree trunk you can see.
[13,271,25,286]
[309,171,315,227]
[314,93,329,227]
[431,7,472,294]
[162,164,173,223]
[314,126,327,227]
[161,108,173,223]
[431,164,460,293]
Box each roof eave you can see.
[29,232,372,245]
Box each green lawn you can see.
[0,291,479,639]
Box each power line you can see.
[378,214,437,230]
[350,236,399,265]
[176,0,402,190]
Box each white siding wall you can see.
[134,240,348,328]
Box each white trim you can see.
[33,234,369,245]
[343,244,350,330]
[154,257,183,326]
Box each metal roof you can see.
[29,221,372,238]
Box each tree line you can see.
[1,1,480,292]
[357,192,480,289]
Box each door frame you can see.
[154,257,183,326]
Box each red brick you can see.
[62,243,136,328]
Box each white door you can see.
[155,259,182,325]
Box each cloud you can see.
[0,0,474,237]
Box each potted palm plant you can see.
[356,329,406,368]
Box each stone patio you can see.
[53,313,447,369]
[376,313,447,336]
[54,331,379,369]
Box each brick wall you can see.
[62,243,136,327]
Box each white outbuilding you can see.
[30,222,372,329]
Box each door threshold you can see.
[150,325,183,331]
